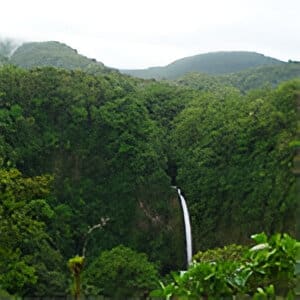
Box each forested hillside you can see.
[9,41,112,74]
[122,51,283,79]
[175,62,300,92]
[172,82,299,250]
[0,43,299,298]
[0,66,190,297]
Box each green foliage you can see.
[84,245,159,299]
[137,82,198,129]
[68,256,85,299]
[252,285,276,300]
[68,256,85,272]
[152,261,239,299]
[224,63,300,92]
[174,72,234,92]
[175,63,300,92]
[0,167,65,296]
[152,233,300,299]
[193,244,248,264]
[242,233,300,296]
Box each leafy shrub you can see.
[243,232,300,297]
[152,261,239,299]
[193,244,248,264]
[83,245,159,299]
[152,233,300,299]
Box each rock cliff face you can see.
[134,191,186,273]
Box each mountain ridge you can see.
[121,51,284,79]
[7,40,114,74]
[1,39,297,82]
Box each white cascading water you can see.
[176,188,192,266]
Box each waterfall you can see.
[176,187,193,267]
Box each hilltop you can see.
[1,39,295,82]
[121,51,284,79]
[8,41,113,74]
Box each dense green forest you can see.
[174,62,300,92]
[0,40,299,298]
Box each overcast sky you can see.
[1,0,299,69]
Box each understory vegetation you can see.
[153,232,300,299]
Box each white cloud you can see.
[1,0,299,68]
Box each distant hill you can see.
[10,41,113,74]
[222,62,300,91]
[174,62,300,92]
[1,39,296,86]
[121,51,284,79]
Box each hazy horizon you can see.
[1,0,299,69]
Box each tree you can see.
[0,167,65,296]
[84,245,159,299]
[68,256,85,300]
